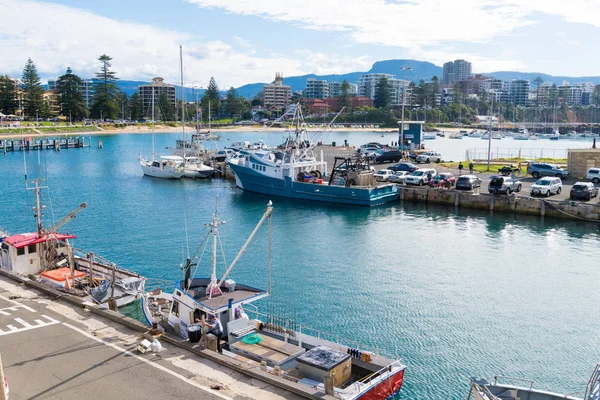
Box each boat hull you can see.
[356,368,405,400]
[228,162,398,206]
[140,163,184,179]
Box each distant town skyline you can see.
[2,0,600,87]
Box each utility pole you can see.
[487,92,495,171]
[399,66,412,154]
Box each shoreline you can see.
[0,125,398,140]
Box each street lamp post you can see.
[36,109,39,123]
[399,66,413,154]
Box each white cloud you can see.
[0,0,316,87]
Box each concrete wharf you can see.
[0,136,91,153]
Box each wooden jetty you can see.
[0,137,91,153]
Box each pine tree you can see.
[201,77,221,118]
[158,92,174,121]
[374,76,392,109]
[129,92,143,120]
[225,86,240,116]
[0,75,18,115]
[91,54,119,120]
[338,80,351,111]
[21,58,44,119]
[55,67,88,121]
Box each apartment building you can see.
[263,73,291,109]
[328,82,358,97]
[358,73,411,106]
[442,59,472,85]
[509,80,530,106]
[48,78,96,108]
[138,77,176,117]
[304,78,329,99]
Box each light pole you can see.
[36,109,39,123]
[487,92,495,171]
[399,66,412,153]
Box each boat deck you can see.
[230,333,305,366]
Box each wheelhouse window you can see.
[28,244,36,254]
[171,300,180,317]
[17,247,25,256]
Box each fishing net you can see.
[241,334,263,345]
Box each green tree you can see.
[91,54,119,120]
[251,91,263,107]
[225,86,241,116]
[338,80,352,111]
[374,76,392,109]
[201,77,221,118]
[430,76,440,109]
[592,85,600,108]
[158,92,174,121]
[116,91,129,120]
[0,75,17,115]
[21,58,44,119]
[129,92,143,120]
[55,67,88,121]
[533,76,544,109]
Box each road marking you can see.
[0,295,36,312]
[62,322,233,400]
[0,315,60,336]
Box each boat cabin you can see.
[0,232,74,275]
[151,156,184,170]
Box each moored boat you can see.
[141,201,406,400]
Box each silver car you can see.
[488,175,522,194]
[388,171,409,184]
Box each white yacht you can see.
[183,157,215,179]
[140,155,185,179]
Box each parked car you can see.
[416,151,443,163]
[530,177,562,197]
[357,146,381,154]
[527,163,568,179]
[388,162,418,173]
[405,168,437,186]
[388,171,409,184]
[428,173,456,188]
[456,175,482,191]
[570,181,599,200]
[373,150,402,164]
[488,175,523,194]
[361,142,384,149]
[586,168,600,184]
[211,149,237,162]
[374,169,395,182]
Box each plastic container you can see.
[188,325,201,343]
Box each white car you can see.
[374,169,395,182]
[416,151,442,163]
[387,171,409,184]
[586,167,600,184]
[530,177,562,197]
[405,168,437,186]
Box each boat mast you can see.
[151,87,155,160]
[207,197,223,298]
[180,45,185,158]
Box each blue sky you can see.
[2,0,600,87]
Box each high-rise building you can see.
[138,77,176,118]
[358,73,411,106]
[442,59,472,85]
[263,73,291,109]
[509,80,530,106]
[328,82,358,98]
[304,78,329,99]
[48,78,96,108]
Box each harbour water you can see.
[1,132,600,399]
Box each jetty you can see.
[0,136,91,153]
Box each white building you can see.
[304,78,329,99]
[358,74,411,106]
[328,82,358,98]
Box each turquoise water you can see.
[1,132,600,399]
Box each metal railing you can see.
[467,147,568,162]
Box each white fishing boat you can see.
[528,134,539,140]
[0,166,145,308]
[492,133,502,140]
[468,130,482,138]
[183,156,215,179]
[141,201,406,400]
[139,83,184,179]
[423,131,436,140]
[468,363,600,400]
[513,128,530,140]
[449,132,463,139]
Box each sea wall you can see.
[399,187,600,221]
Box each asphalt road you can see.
[0,292,224,400]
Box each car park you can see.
[388,162,418,173]
[428,173,456,188]
[387,171,409,184]
[527,163,568,179]
[374,169,395,182]
[586,168,600,184]
[530,177,562,197]
[570,182,599,200]
[456,175,482,191]
[416,151,442,163]
[488,175,523,194]
[405,168,437,186]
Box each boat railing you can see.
[584,363,600,400]
[337,360,404,398]
[493,376,535,391]
[242,303,393,359]
[466,382,501,400]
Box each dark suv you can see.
[527,163,568,179]
[373,150,402,164]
